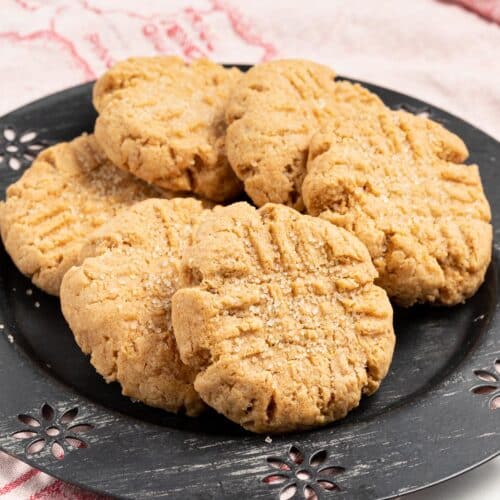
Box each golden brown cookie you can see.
[303,109,492,306]
[172,202,395,433]
[0,134,164,295]
[60,198,211,416]
[94,56,243,202]
[225,60,384,210]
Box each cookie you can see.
[60,198,211,416]
[172,202,395,433]
[303,109,492,306]
[225,59,384,210]
[94,56,243,202]
[0,134,164,295]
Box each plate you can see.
[0,67,499,500]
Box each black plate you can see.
[0,67,499,500]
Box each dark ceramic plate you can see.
[0,66,499,500]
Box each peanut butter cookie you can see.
[172,202,395,433]
[303,109,492,306]
[60,198,211,416]
[225,60,384,210]
[0,134,164,295]
[94,56,242,202]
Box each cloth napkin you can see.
[451,0,500,23]
[1,0,499,498]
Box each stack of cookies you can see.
[0,57,491,433]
